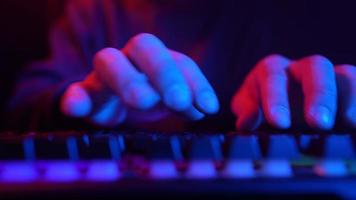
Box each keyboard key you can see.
[299,134,323,157]
[148,137,176,160]
[189,136,222,160]
[222,160,255,178]
[185,136,221,179]
[227,136,261,159]
[66,137,79,161]
[23,138,35,161]
[78,135,122,160]
[43,162,81,182]
[314,160,348,177]
[149,160,179,179]
[260,160,293,177]
[267,135,299,159]
[185,160,217,179]
[34,138,70,160]
[324,135,355,159]
[86,161,120,181]
[0,162,39,182]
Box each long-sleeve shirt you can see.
[6,0,356,131]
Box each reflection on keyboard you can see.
[0,131,356,199]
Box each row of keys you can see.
[0,133,354,160]
[0,159,353,183]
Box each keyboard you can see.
[0,131,355,199]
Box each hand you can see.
[231,54,356,130]
[60,33,219,128]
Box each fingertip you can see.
[184,107,205,121]
[61,84,92,117]
[91,98,127,127]
[163,84,192,112]
[196,91,220,114]
[306,106,334,130]
[345,107,356,128]
[267,106,291,129]
[235,111,263,131]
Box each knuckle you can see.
[127,33,162,52]
[94,48,117,61]
[94,48,123,70]
[336,64,356,77]
[305,54,333,69]
[256,54,290,74]
[173,52,192,66]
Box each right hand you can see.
[60,33,219,128]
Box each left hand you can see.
[231,54,356,130]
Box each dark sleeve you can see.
[6,0,113,131]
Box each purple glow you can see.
[222,160,255,178]
[149,160,178,179]
[86,161,120,181]
[260,160,292,177]
[314,160,347,177]
[1,162,39,182]
[186,161,217,179]
[44,162,81,182]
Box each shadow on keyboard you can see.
[0,131,355,199]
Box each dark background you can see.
[1,0,356,130]
[0,0,64,125]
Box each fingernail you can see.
[125,84,159,109]
[270,106,291,129]
[308,106,334,129]
[346,107,356,126]
[164,84,192,111]
[197,92,220,114]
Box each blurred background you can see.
[1,0,356,130]
[0,0,64,125]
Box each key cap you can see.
[43,162,81,182]
[0,162,39,182]
[314,160,348,177]
[86,161,120,181]
[149,160,179,179]
[149,136,177,160]
[189,136,222,160]
[147,136,180,179]
[78,135,122,160]
[186,136,222,179]
[260,160,293,177]
[299,134,323,157]
[34,138,70,160]
[268,135,299,159]
[227,136,261,160]
[222,160,255,178]
[324,134,355,159]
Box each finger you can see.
[183,106,205,121]
[255,55,291,129]
[93,47,160,110]
[60,82,92,117]
[171,51,220,115]
[290,55,337,130]
[335,64,356,128]
[90,96,127,127]
[123,33,192,112]
[231,76,263,130]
